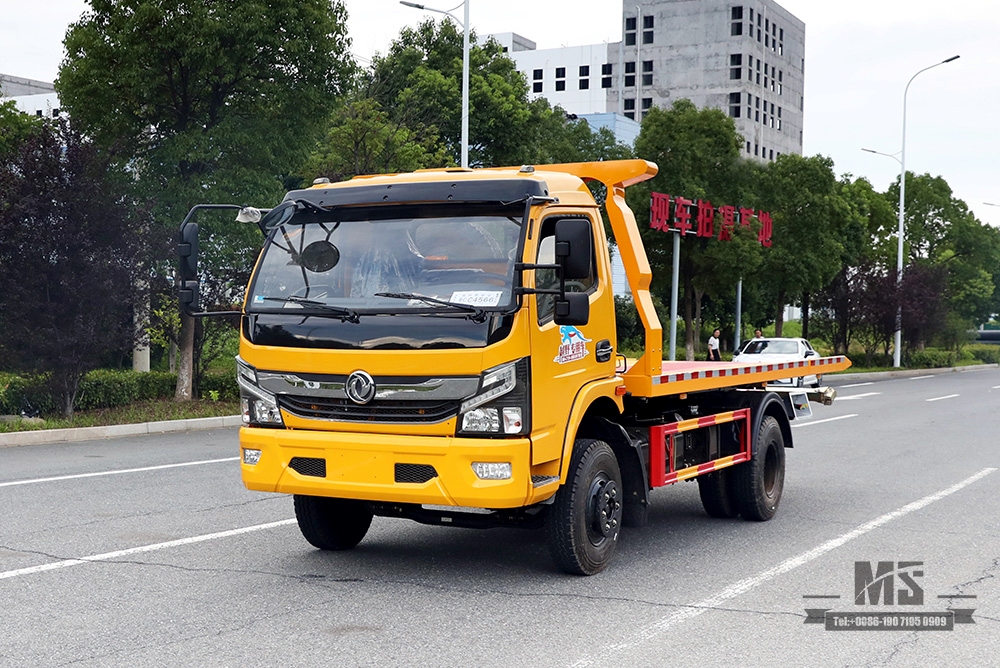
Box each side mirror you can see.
[260,200,297,230]
[554,292,590,326]
[178,223,199,281]
[178,280,200,315]
[554,219,592,280]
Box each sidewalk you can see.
[830,362,998,383]
[0,415,242,448]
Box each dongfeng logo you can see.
[345,370,376,404]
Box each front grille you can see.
[395,463,438,484]
[288,457,326,478]
[277,395,460,423]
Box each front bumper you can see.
[240,426,540,508]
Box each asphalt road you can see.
[2,368,998,667]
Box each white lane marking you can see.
[569,467,996,668]
[926,394,960,402]
[791,414,858,428]
[839,382,873,389]
[0,519,297,581]
[909,375,935,380]
[0,458,239,488]
[836,392,881,401]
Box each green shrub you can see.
[968,344,1000,365]
[905,349,959,369]
[0,374,56,415]
[199,372,238,401]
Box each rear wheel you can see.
[548,439,623,575]
[733,415,785,521]
[294,495,373,550]
[697,468,739,518]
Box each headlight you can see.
[457,359,530,437]
[236,356,284,427]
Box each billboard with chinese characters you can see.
[650,192,772,247]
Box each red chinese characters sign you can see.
[650,192,772,247]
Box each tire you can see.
[293,495,373,551]
[697,468,739,518]
[548,439,623,575]
[733,415,786,521]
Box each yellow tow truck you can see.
[177,160,849,574]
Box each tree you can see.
[370,21,537,167]
[57,0,353,400]
[0,120,153,416]
[755,154,858,336]
[298,96,451,184]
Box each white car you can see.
[733,337,822,388]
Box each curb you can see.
[0,415,242,448]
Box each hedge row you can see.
[0,370,237,415]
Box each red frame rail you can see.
[648,408,752,487]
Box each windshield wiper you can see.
[258,296,360,323]
[375,292,488,323]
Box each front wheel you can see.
[294,495,373,550]
[548,439,623,575]
[733,415,786,521]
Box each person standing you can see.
[707,328,722,361]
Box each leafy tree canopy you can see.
[0,120,153,416]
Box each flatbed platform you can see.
[620,355,852,397]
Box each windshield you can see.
[246,209,521,316]
[740,340,799,355]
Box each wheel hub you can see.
[588,477,622,539]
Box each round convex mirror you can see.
[299,240,341,272]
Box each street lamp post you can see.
[401,1,470,169]
[863,54,959,368]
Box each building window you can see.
[749,8,753,20]
[754,143,759,156]
[533,81,543,93]
[602,63,613,75]
[730,54,743,66]
[625,16,637,30]
[625,75,636,87]
[533,69,543,80]
[625,112,635,120]
[555,67,566,79]
[642,97,652,110]
[642,15,654,44]
[732,6,743,20]
[579,78,589,90]
[626,32,637,46]
[642,61,653,86]
[625,15,637,45]
[749,24,753,38]
[729,92,741,118]
[731,22,742,36]
[746,141,751,153]
[780,28,784,40]
[730,67,742,80]
[769,149,774,160]
[556,80,566,91]
[624,98,635,111]
[602,77,612,88]
[579,65,590,77]
[729,106,741,118]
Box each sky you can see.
[2,0,999,227]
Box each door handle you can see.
[596,339,613,363]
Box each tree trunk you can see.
[694,286,705,353]
[801,291,811,340]
[774,290,786,337]
[169,340,177,373]
[175,312,195,401]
